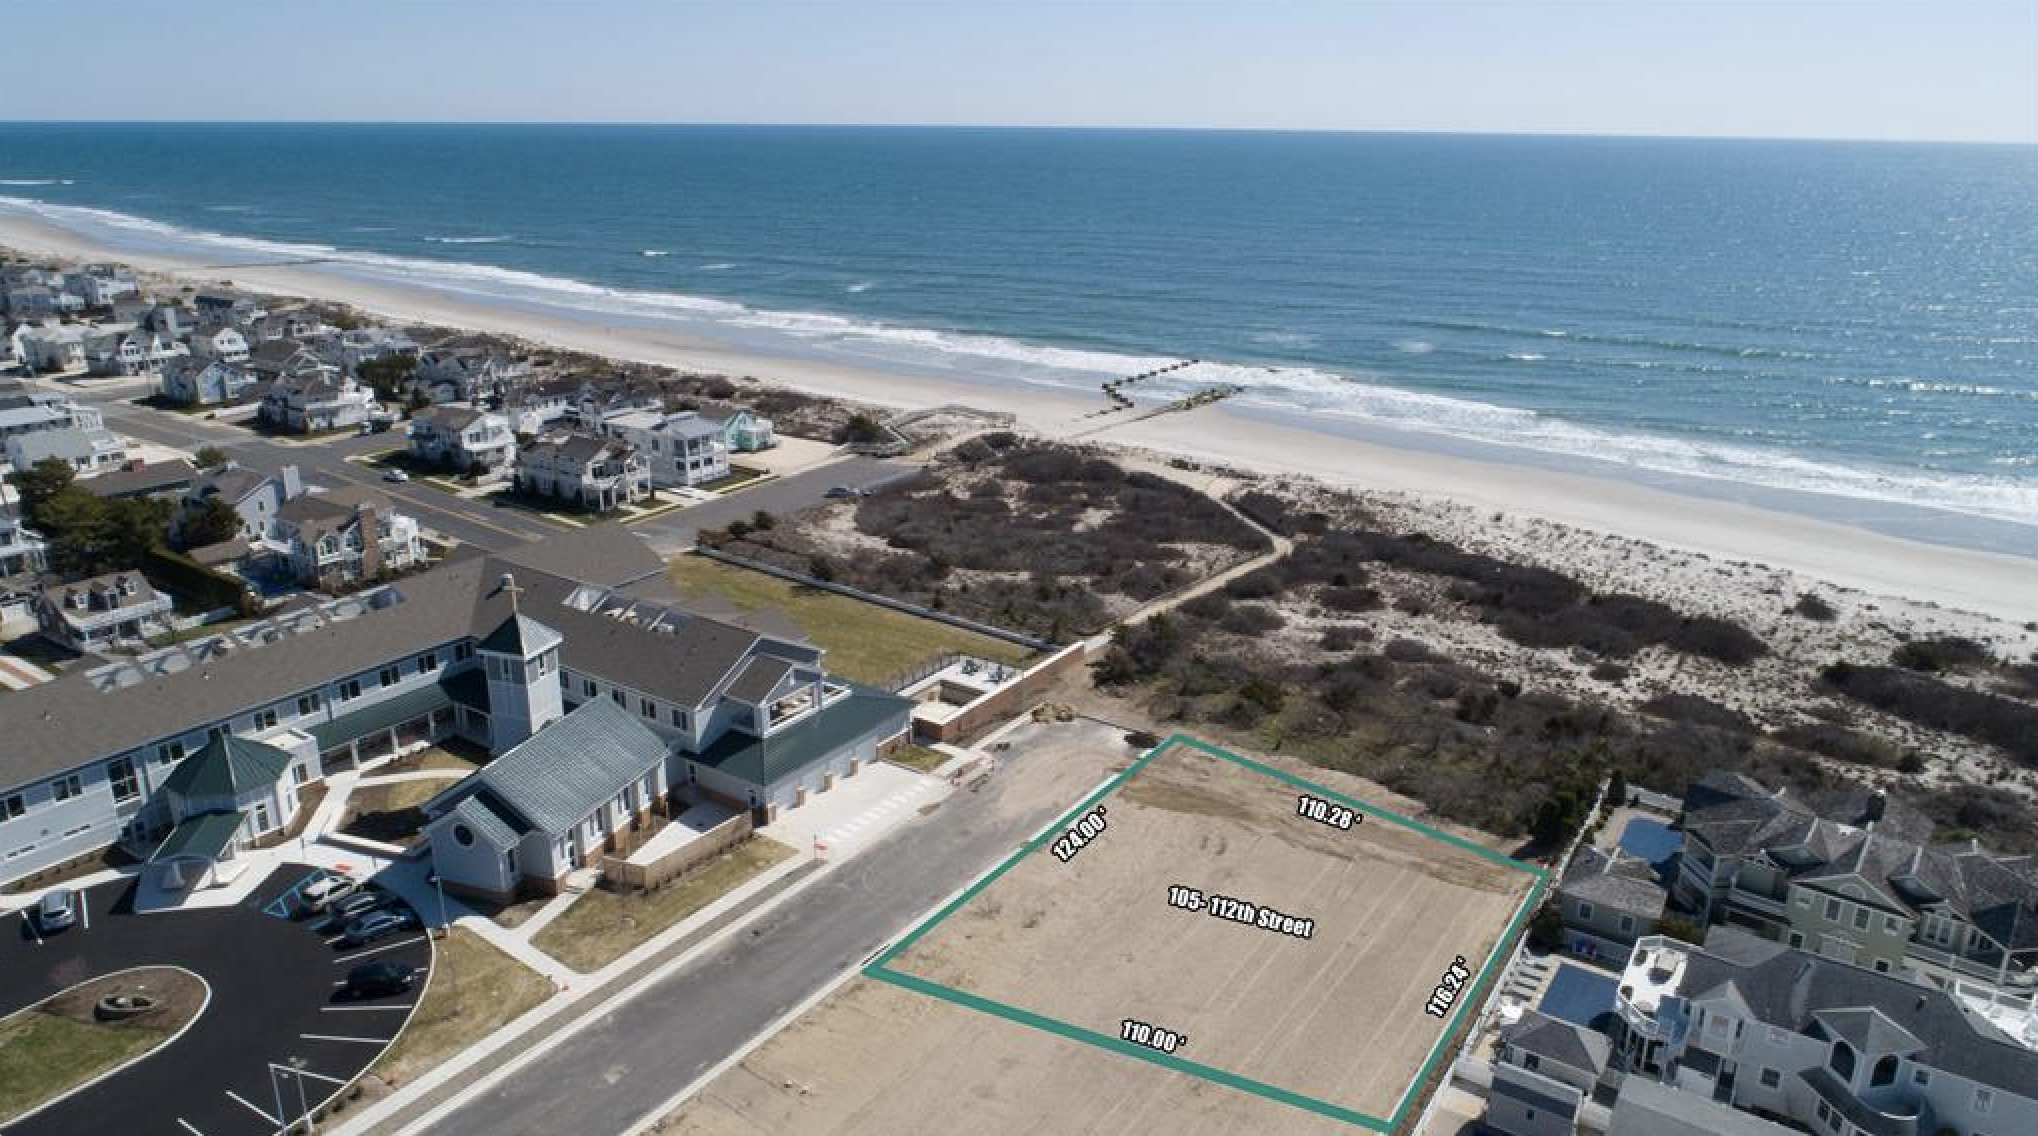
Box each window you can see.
[107,758,139,803]
[1788,931,1806,948]
[1825,897,1842,922]
[1,795,24,821]
[1913,1069,1930,1086]
[454,643,473,661]
[1522,1053,1540,1071]
[298,692,321,716]
[610,689,626,707]
[1829,1041,1855,1080]
[670,707,688,730]
[50,775,83,802]
[1974,1088,1994,1115]
[379,666,401,688]
[1796,893,1813,909]
[1873,959,1891,973]
[420,651,439,673]
[583,678,597,698]
[1618,914,1635,933]
[1871,1055,1899,1087]
[1577,901,1595,921]
[157,741,185,766]
[339,678,362,701]
[1760,1068,1781,1088]
[253,708,278,731]
[1852,907,1870,931]
[640,697,656,719]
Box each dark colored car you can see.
[340,907,417,947]
[312,890,387,934]
[339,962,417,999]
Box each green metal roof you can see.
[460,698,667,835]
[306,679,457,751]
[693,683,912,788]
[150,811,243,862]
[159,735,294,798]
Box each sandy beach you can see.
[3,212,2032,625]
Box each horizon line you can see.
[0,119,2032,148]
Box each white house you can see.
[37,570,175,652]
[179,464,305,542]
[188,327,251,364]
[600,410,731,489]
[513,432,650,512]
[6,424,129,475]
[408,406,516,476]
[158,357,258,406]
[272,486,424,590]
[259,373,378,433]
[17,324,87,373]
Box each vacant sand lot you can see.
[878,741,1537,1123]
[660,973,1361,1136]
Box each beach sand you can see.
[4,213,2032,625]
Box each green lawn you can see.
[668,556,1036,686]
[698,465,773,493]
[532,838,795,973]
[0,1013,169,1123]
[372,929,553,1088]
[886,744,950,773]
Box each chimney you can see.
[280,464,303,500]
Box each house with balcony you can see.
[696,405,776,452]
[599,409,731,488]
[63,266,140,309]
[158,357,258,407]
[1675,772,2038,990]
[0,511,48,627]
[16,324,87,373]
[1611,927,2038,1136]
[1487,1011,1613,1136]
[179,464,306,543]
[6,423,128,475]
[193,292,265,330]
[408,406,516,476]
[413,344,531,404]
[83,325,188,377]
[188,326,251,364]
[36,570,175,652]
[258,372,378,434]
[1559,845,1669,960]
[272,486,424,591]
[245,339,333,383]
[513,432,650,512]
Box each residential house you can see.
[0,377,94,441]
[187,326,251,364]
[1603,1079,1800,1136]
[6,424,128,475]
[83,325,188,377]
[1674,772,2038,989]
[413,343,531,404]
[1611,927,2038,1136]
[1486,1011,1612,1136]
[63,266,140,309]
[574,378,662,427]
[145,303,199,339]
[513,432,649,512]
[193,292,264,330]
[599,409,731,488]
[272,486,424,590]
[0,525,907,898]
[1559,845,1669,959]
[500,374,580,436]
[697,405,776,452]
[84,460,199,502]
[37,570,174,652]
[408,406,516,476]
[16,324,87,373]
[158,357,257,406]
[179,464,305,543]
[0,510,47,627]
[4,285,82,319]
[244,339,331,382]
[258,373,378,434]
[249,309,327,345]
[327,327,421,371]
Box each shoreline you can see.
[4,212,2034,625]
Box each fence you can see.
[598,812,752,894]
[692,546,1058,652]
[911,641,1090,745]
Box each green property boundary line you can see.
[864,732,1548,1133]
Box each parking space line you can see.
[287,1066,351,1087]
[320,1004,415,1012]
[226,1090,278,1125]
[332,934,427,964]
[300,1032,392,1045]
[176,1119,204,1135]
[80,892,90,932]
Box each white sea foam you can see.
[641,249,670,257]
[425,235,512,244]
[845,281,875,293]
[0,179,71,187]
[1506,352,1545,362]
[2,191,2032,527]
[698,262,734,271]
[1393,339,1435,354]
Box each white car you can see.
[300,873,359,912]
[36,889,77,933]
[382,469,410,483]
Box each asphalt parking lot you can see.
[1,865,432,1136]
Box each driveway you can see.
[1,866,432,1136]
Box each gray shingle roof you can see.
[456,698,666,835]
[475,612,563,659]
[1501,1010,1610,1075]
[724,656,793,705]
[1561,846,1668,919]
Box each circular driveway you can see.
[1,864,432,1136]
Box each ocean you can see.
[3,123,2035,531]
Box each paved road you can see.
[416,731,1085,1136]
[1,866,431,1136]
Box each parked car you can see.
[824,485,862,499]
[338,962,417,999]
[340,907,417,947]
[382,469,410,483]
[312,889,387,933]
[300,872,360,914]
[36,889,77,933]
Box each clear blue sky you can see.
[2,1,2032,143]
